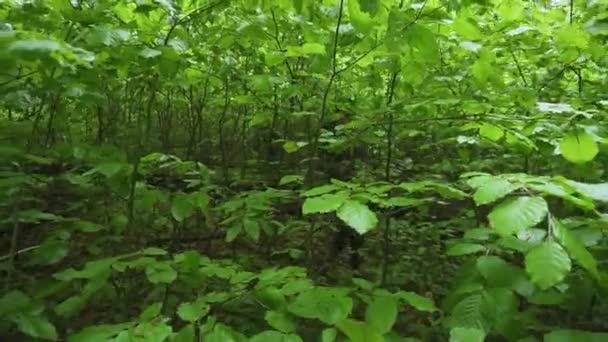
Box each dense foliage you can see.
[1,0,608,341]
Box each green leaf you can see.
[256,287,287,310]
[365,295,398,334]
[283,141,300,153]
[171,192,195,222]
[447,293,490,332]
[94,162,124,177]
[302,194,345,214]
[479,123,504,142]
[303,184,339,197]
[145,262,177,284]
[453,15,482,40]
[288,287,352,324]
[132,321,172,342]
[9,39,61,52]
[279,175,304,186]
[140,47,162,58]
[173,325,195,342]
[544,330,608,342]
[476,256,531,294]
[555,26,589,49]
[321,328,337,342]
[447,243,487,256]
[250,331,303,342]
[265,311,296,333]
[560,132,599,163]
[177,300,210,322]
[486,287,518,336]
[244,218,261,241]
[472,177,518,205]
[407,24,439,63]
[472,49,493,84]
[140,302,163,321]
[27,237,68,265]
[143,247,168,256]
[226,224,242,242]
[563,180,608,202]
[449,327,485,342]
[488,196,548,236]
[68,323,132,342]
[553,220,599,279]
[397,291,437,312]
[335,319,384,342]
[13,314,58,341]
[336,200,378,234]
[285,43,325,56]
[525,241,571,290]
[55,296,86,318]
[348,0,374,34]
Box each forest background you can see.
[1,0,608,341]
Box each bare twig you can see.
[163,0,227,45]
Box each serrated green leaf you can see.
[336,200,378,234]
[447,293,490,331]
[553,220,599,279]
[476,256,528,291]
[560,132,599,163]
[525,241,571,290]
[473,177,519,205]
[488,196,548,236]
[450,327,485,342]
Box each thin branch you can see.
[306,0,345,181]
[0,71,38,88]
[0,244,39,262]
[163,0,227,45]
[271,9,295,79]
[336,0,429,75]
[510,51,528,87]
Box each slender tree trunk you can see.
[218,77,230,182]
[381,71,399,286]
